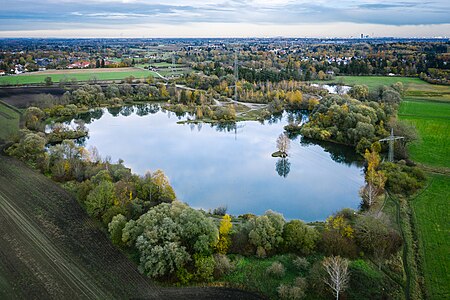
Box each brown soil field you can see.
[0,87,67,108]
[0,154,262,300]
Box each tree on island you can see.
[276,133,290,157]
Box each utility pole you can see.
[172,52,175,76]
[379,128,404,162]
[234,51,238,102]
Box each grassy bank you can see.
[0,101,21,142]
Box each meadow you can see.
[0,68,157,85]
[326,76,427,90]
[399,99,450,168]
[411,174,450,300]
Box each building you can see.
[67,61,90,69]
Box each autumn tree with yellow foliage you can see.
[360,146,387,208]
[216,214,232,254]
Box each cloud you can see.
[0,0,449,36]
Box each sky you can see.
[0,0,449,38]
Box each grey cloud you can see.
[0,0,449,32]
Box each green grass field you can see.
[0,69,157,86]
[399,99,450,168]
[335,76,427,90]
[327,76,450,102]
[412,174,450,300]
[0,101,20,142]
[150,62,185,68]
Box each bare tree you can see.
[276,133,290,157]
[360,182,378,207]
[322,256,349,300]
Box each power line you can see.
[379,128,404,162]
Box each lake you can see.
[73,104,364,221]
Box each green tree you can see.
[108,214,127,245]
[24,107,45,131]
[122,201,218,278]
[44,76,53,86]
[349,85,369,100]
[246,210,285,257]
[150,170,176,203]
[85,180,116,218]
[282,220,319,255]
[7,132,46,163]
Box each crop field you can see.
[0,101,20,142]
[0,155,260,300]
[412,174,450,300]
[0,68,157,86]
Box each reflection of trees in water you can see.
[299,137,363,167]
[276,157,291,178]
[187,123,204,132]
[75,109,104,124]
[266,112,283,125]
[120,106,134,117]
[135,103,160,116]
[74,135,88,147]
[286,110,307,125]
[107,107,121,117]
[213,122,237,133]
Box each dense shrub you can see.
[282,220,319,255]
[266,261,285,278]
[213,254,234,278]
[381,162,426,196]
[277,277,307,300]
[293,257,310,272]
[245,210,285,256]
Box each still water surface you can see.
[74,105,364,221]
